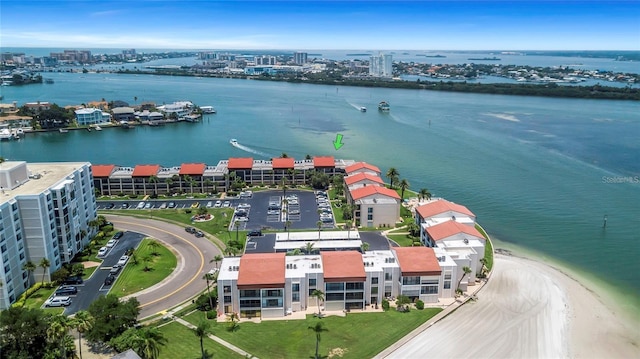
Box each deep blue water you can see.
[1,67,639,307]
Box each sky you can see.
[1,1,639,51]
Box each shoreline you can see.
[491,240,640,358]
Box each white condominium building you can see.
[0,161,97,309]
[369,53,393,77]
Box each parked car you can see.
[248,230,262,237]
[97,246,108,257]
[185,226,196,233]
[194,231,205,238]
[236,216,249,222]
[136,201,145,209]
[113,231,124,239]
[168,202,176,208]
[237,203,251,209]
[106,239,117,248]
[222,201,231,207]
[206,201,213,208]
[109,264,122,275]
[214,200,222,208]
[121,203,130,209]
[190,202,200,209]
[144,202,153,209]
[63,276,83,285]
[55,286,78,296]
[106,203,115,209]
[159,202,167,209]
[104,275,116,286]
[117,255,129,266]
[45,296,72,307]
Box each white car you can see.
[97,246,108,256]
[106,239,117,248]
[214,201,222,208]
[136,201,145,209]
[117,255,129,266]
[45,296,72,307]
[206,201,213,208]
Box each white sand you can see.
[387,253,640,358]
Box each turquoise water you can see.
[1,72,639,304]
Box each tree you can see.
[311,289,324,316]
[192,320,210,359]
[142,255,153,271]
[22,260,36,285]
[399,178,410,202]
[345,219,352,240]
[165,178,173,193]
[210,255,223,269]
[286,220,292,239]
[73,310,94,359]
[47,314,73,359]
[226,312,239,332]
[112,327,166,359]
[308,321,328,359]
[407,222,421,238]
[87,294,140,343]
[302,242,315,255]
[457,266,473,293]
[148,240,160,256]
[148,175,159,195]
[203,272,216,311]
[317,220,322,239]
[386,167,399,189]
[360,242,370,253]
[39,258,50,284]
[0,306,52,359]
[419,188,432,201]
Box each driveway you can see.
[105,215,223,319]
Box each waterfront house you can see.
[344,162,382,177]
[217,245,458,320]
[415,198,476,226]
[111,107,135,122]
[346,185,401,228]
[74,108,111,126]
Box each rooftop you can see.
[228,157,254,170]
[345,162,381,174]
[393,247,442,276]
[275,230,360,242]
[237,253,286,289]
[313,156,335,168]
[426,220,485,242]
[132,164,160,177]
[321,251,366,282]
[179,163,206,176]
[416,199,476,220]
[344,172,385,186]
[272,157,295,169]
[92,164,116,177]
[350,185,400,200]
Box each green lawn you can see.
[156,322,246,359]
[386,234,416,247]
[110,238,177,297]
[20,285,56,309]
[475,223,494,271]
[181,309,441,359]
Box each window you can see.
[444,272,452,280]
[403,276,421,285]
[421,285,438,295]
[326,293,344,301]
[346,282,364,290]
[292,293,300,302]
[223,286,231,294]
[444,281,451,289]
[325,282,344,291]
[308,278,317,287]
[384,272,392,281]
[367,207,373,214]
[224,296,232,304]
[367,214,373,221]
[371,277,378,285]
[371,286,378,294]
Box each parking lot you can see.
[56,231,145,315]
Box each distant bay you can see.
[1,58,639,311]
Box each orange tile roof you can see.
[237,253,286,289]
[132,164,160,177]
[321,251,366,282]
[350,185,400,200]
[272,157,295,169]
[415,199,475,220]
[345,162,381,174]
[228,157,254,170]
[426,220,485,242]
[393,247,441,276]
[344,172,385,186]
[179,163,206,176]
[91,164,116,177]
[313,156,335,168]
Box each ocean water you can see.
[1,66,639,309]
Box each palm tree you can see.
[137,327,167,359]
[302,242,315,255]
[280,177,287,197]
[148,240,160,256]
[47,314,71,359]
[386,167,399,189]
[73,310,94,359]
[225,246,240,257]
[419,188,432,201]
[165,178,173,193]
[308,321,328,359]
[286,220,292,239]
[360,242,370,253]
[311,289,324,316]
[399,178,410,202]
[183,175,193,195]
[192,320,210,359]
[317,220,322,239]
[203,272,215,311]
[22,261,36,285]
[210,254,223,269]
[345,219,352,240]
[457,266,472,293]
[39,258,50,284]
[148,175,159,195]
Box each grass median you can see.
[111,238,177,297]
[156,321,246,359]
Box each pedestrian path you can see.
[173,316,259,359]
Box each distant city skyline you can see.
[1,1,638,51]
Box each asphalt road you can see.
[105,215,223,319]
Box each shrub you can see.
[415,300,425,310]
[195,293,218,312]
[381,299,390,311]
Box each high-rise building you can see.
[0,161,97,309]
[369,53,393,77]
[255,55,276,66]
[293,52,308,65]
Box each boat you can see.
[230,139,238,146]
[378,101,390,112]
[184,114,201,122]
[360,107,367,112]
[86,127,92,132]
[59,128,69,133]
[201,106,216,114]
[95,125,102,131]
[0,128,13,140]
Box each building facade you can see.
[293,52,308,65]
[369,53,393,77]
[0,161,97,309]
[74,108,111,125]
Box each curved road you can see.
[106,215,223,319]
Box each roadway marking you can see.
[109,219,205,309]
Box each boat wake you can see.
[347,101,366,112]
[231,140,273,158]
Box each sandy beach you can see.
[386,252,640,359]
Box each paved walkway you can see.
[172,316,259,358]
